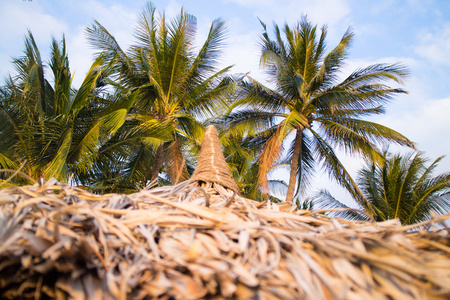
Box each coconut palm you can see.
[228,17,414,205]
[85,2,235,187]
[0,32,129,182]
[312,151,450,224]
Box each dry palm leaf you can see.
[0,126,449,299]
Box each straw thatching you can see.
[0,126,449,299]
[191,126,239,194]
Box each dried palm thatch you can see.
[191,126,239,194]
[0,126,449,299]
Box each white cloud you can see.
[378,96,450,172]
[0,0,143,86]
[0,2,69,40]
[414,23,450,66]
[164,0,183,19]
[66,28,96,87]
[0,1,69,79]
[221,31,262,79]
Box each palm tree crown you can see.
[0,32,127,182]
[313,151,450,224]
[85,2,235,189]
[228,17,414,204]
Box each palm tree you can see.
[227,17,414,204]
[0,31,129,182]
[85,2,235,188]
[312,151,450,225]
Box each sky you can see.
[1,0,450,206]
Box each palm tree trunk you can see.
[151,144,164,182]
[286,128,303,203]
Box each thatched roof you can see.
[191,125,239,194]
[0,126,449,299]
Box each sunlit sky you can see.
[1,0,449,204]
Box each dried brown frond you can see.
[258,124,284,193]
[165,139,190,184]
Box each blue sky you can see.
[1,0,449,204]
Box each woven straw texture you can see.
[0,126,449,299]
[191,125,239,194]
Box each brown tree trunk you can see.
[150,144,164,183]
[285,128,303,203]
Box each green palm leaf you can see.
[311,190,371,221]
[68,56,105,113]
[44,128,73,180]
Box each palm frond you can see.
[44,128,73,180]
[356,151,450,224]
[307,27,353,93]
[340,63,409,88]
[234,77,287,113]
[317,118,384,163]
[68,56,105,113]
[183,18,228,87]
[86,21,125,60]
[309,128,373,215]
[226,109,280,136]
[311,189,370,221]
[165,139,189,184]
[258,125,284,192]
[0,153,18,170]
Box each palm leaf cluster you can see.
[227,17,414,206]
[0,32,128,183]
[312,151,450,224]
[81,2,235,191]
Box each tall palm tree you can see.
[228,17,414,205]
[312,151,450,225]
[85,2,235,187]
[0,32,129,182]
